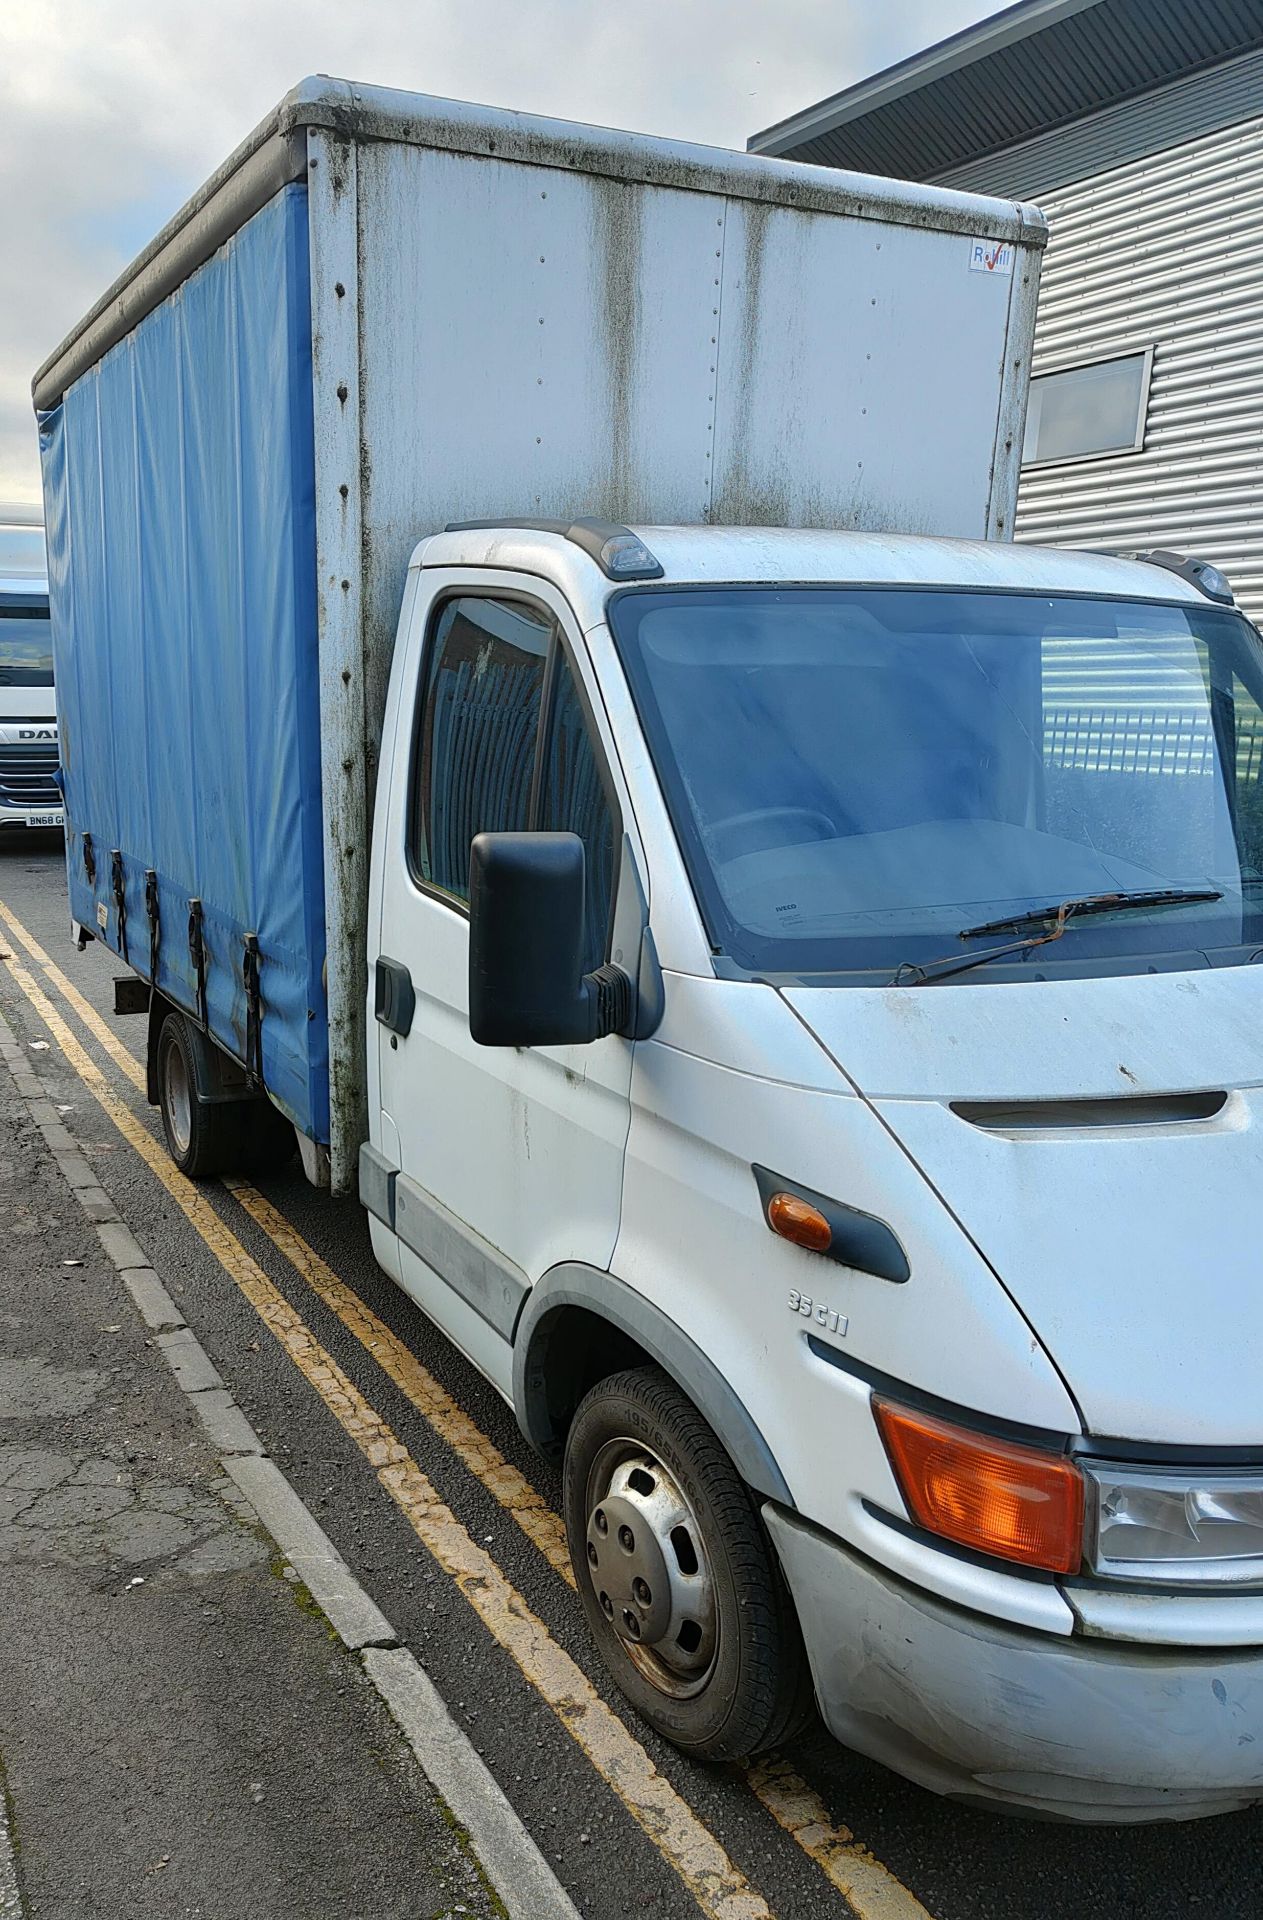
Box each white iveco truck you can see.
[0,507,61,834]
[35,79,1263,1822]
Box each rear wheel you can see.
[563,1365,811,1761]
[156,1011,295,1178]
[157,1013,234,1178]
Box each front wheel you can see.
[563,1365,811,1761]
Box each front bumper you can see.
[0,808,64,829]
[765,1505,1263,1822]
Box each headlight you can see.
[1085,1462,1263,1586]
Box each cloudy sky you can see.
[1,0,996,506]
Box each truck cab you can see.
[0,512,61,834]
[362,520,1263,1821]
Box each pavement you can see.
[0,1002,508,1918]
[1,826,1262,1920]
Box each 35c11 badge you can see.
[788,1290,848,1338]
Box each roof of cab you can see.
[412,523,1211,632]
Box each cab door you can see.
[373,571,635,1390]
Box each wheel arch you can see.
[512,1264,794,1508]
[146,993,254,1107]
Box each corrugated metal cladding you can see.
[937,45,1263,199]
[1012,112,1263,621]
[773,0,1263,179]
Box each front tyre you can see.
[563,1365,810,1761]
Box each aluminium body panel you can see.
[308,128,371,1191]
[33,74,1043,414]
[348,128,1043,716]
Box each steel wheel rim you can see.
[162,1037,192,1157]
[582,1436,718,1700]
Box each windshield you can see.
[0,600,53,687]
[608,585,1263,983]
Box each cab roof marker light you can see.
[595,532,663,580]
[442,516,663,581]
[1095,546,1236,606]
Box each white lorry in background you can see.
[0,507,62,833]
[35,79,1263,1824]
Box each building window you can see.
[1022,348,1153,467]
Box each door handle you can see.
[374,956,415,1037]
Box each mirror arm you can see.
[583,963,634,1040]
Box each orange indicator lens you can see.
[874,1397,1084,1574]
[767,1191,833,1253]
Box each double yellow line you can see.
[0,895,930,1920]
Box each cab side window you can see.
[539,652,617,975]
[412,595,551,903]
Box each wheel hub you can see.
[584,1447,717,1696]
[162,1037,192,1157]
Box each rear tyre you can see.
[563,1364,812,1761]
[156,1013,234,1179]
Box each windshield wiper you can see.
[893,887,1223,987]
[958,888,1223,940]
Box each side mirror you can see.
[468,832,632,1048]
